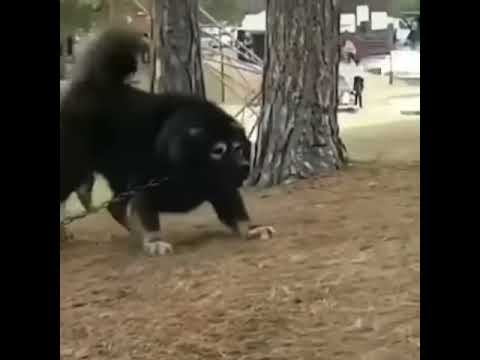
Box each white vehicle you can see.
[211,33,232,48]
[201,36,212,49]
[201,26,233,49]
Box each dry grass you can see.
[61,163,419,360]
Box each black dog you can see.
[60,28,274,255]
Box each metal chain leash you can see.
[61,177,169,226]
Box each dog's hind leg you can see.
[60,130,93,203]
[76,173,95,211]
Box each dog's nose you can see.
[240,161,250,175]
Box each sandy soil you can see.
[61,163,420,360]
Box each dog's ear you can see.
[154,126,205,164]
[168,136,186,163]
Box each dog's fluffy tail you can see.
[71,27,147,86]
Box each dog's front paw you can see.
[143,241,173,256]
[247,225,276,240]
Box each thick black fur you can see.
[60,28,254,240]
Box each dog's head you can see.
[155,106,251,187]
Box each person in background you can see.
[407,16,420,49]
[343,39,358,63]
[66,35,74,57]
[353,75,364,108]
[141,33,150,64]
[339,41,365,108]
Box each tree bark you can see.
[155,0,206,97]
[60,40,66,79]
[250,0,347,187]
[108,0,116,24]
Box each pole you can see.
[219,27,226,103]
[389,52,393,85]
[149,0,157,93]
[199,7,264,66]
[108,0,116,24]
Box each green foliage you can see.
[77,0,104,11]
[200,0,244,25]
[60,0,109,38]
[393,0,420,15]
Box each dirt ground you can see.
[61,163,420,360]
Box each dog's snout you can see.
[240,160,250,174]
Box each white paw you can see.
[143,241,173,256]
[247,225,276,240]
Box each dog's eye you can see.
[210,142,227,160]
[232,142,242,152]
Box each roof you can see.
[240,11,266,32]
[339,0,393,13]
[401,11,420,16]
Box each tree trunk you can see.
[108,0,116,24]
[250,0,347,187]
[155,0,205,97]
[60,40,66,79]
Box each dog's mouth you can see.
[236,168,250,186]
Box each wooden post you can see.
[109,0,116,23]
[387,22,394,85]
[219,27,226,103]
[389,52,393,85]
[150,0,158,93]
[60,39,66,79]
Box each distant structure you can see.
[243,0,266,15]
[236,0,396,62]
